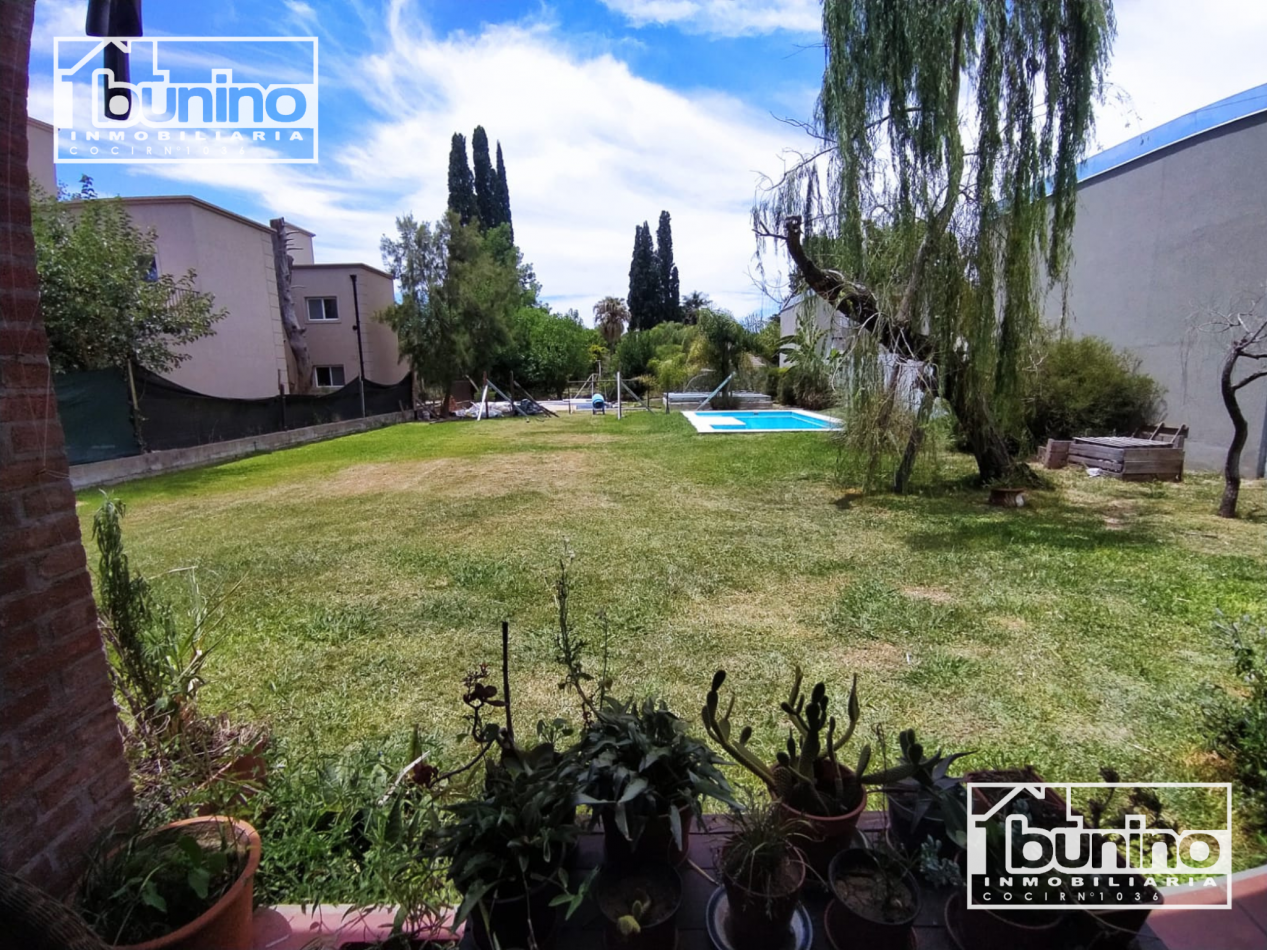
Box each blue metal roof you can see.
[1078,82,1267,183]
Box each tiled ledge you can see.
[248,812,1267,949]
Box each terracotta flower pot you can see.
[601,803,693,868]
[719,845,806,950]
[773,762,866,881]
[114,817,261,950]
[824,848,919,950]
[196,736,270,817]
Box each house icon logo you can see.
[965,782,1233,911]
[52,36,318,164]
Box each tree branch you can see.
[782,216,933,362]
[894,12,965,330]
[1232,369,1267,392]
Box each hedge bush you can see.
[1025,335,1163,443]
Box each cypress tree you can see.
[627,223,662,331]
[471,126,498,229]
[446,133,476,226]
[655,210,680,322]
[494,142,513,241]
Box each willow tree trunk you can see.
[270,217,313,394]
[1219,346,1247,518]
[782,216,1028,486]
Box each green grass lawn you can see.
[78,412,1266,862]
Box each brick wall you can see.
[0,0,134,897]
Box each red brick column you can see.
[0,0,134,897]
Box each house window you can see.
[313,365,346,388]
[306,297,339,322]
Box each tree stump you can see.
[989,487,1027,508]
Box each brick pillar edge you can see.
[0,0,135,898]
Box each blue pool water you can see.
[693,410,840,432]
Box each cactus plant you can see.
[703,667,930,817]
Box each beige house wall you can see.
[285,225,314,265]
[122,197,291,398]
[25,115,403,401]
[292,264,407,387]
[26,117,55,194]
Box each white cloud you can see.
[283,0,318,22]
[40,1,1265,324]
[1092,0,1267,151]
[30,0,85,60]
[599,0,820,37]
[129,7,802,319]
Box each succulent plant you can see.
[616,890,652,936]
[703,667,934,817]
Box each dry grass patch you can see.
[315,450,600,500]
[992,616,1030,632]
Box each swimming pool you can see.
[682,409,842,433]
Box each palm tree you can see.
[593,296,630,346]
[682,291,712,325]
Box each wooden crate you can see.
[1068,437,1185,481]
[1120,447,1185,481]
[1043,439,1072,469]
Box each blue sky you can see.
[26,0,1267,322]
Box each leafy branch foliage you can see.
[32,180,225,373]
[379,214,521,402]
[1205,614,1267,830]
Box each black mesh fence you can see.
[55,368,414,461]
[54,368,140,465]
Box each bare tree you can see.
[1202,299,1267,518]
[270,217,314,393]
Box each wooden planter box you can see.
[1067,437,1185,482]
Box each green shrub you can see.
[248,732,451,932]
[616,330,657,379]
[778,313,836,410]
[1204,615,1267,830]
[1025,335,1163,443]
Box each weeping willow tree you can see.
[756,0,1116,485]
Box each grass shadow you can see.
[886,488,1170,555]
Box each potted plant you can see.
[76,816,261,950]
[576,696,736,867]
[884,730,973,857]
[702,668,933,876]
[428,643,591,950]
[433,742,588,950]
[592,862,682,950]
[824,846,920,950]
[1064,773,1168,948]
[950,788,1069,950]
[716,801,807,950]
